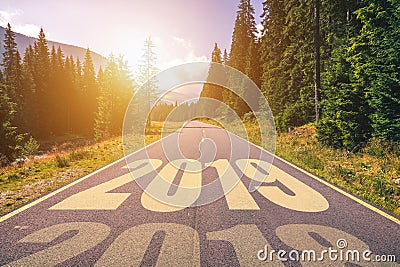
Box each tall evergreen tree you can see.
[201,43,222,100]
[48,45,61,134]
[316,0,369,150]
[20,45,37,133]
[223,49,229,66]
[1,23,23,127]
[56,46,70,134]
[245,39,262,89]
[1,24,20,97]
[111,56,133,133]
[349,0,400,143]
[237,39,262,115]
[227,0,257,117]
[73,57,85,133]
[282,0,315,128]
[63,55,76,133]
[200,43,227,116]
[0,24,28,163]
[94,55,134,140]
[260,0,315,130]
[75,57,82,83]
[33,28,50,137]
[211,43,222,64]
[82,48,99,135]
[137,37,158,127]
[260,0,287,124]
[94,66,111,140]
[229,0,256,73]
[0,84,21,164]
[48,45,70,134]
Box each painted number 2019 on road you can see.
[49,158,329,213]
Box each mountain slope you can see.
[0,26,106,71]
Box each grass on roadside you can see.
[272,124,400,216]
[0,137,125,215]
[0,131,163,215]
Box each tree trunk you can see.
[314,0,321,123]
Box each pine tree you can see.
[221,48,230,111]
[48,45,60,134]
[223,49,229,66]
[111,56,133,134]
[226,0,258,117]
[245,40,262,89]
[1,23,20,97]
[0,23,27,164]
[56,46,71,134]
[229,0,256,73]
[1,23,23,128]
[48,45,69,134]
[260,0,315,130]
[75,57,82,83]
[137,37,158,128]
[200,43,226,116]
[316,0,370,150]
[82,48,99,135]
[94,66,111,140]
[33,28,50,137]
[260,0,288,126]
[94,56,134,140]
[20,45,37,133]
[67,55,83,134]
[200,43,222,99]
[211,43,222,64]
[73,57,85,134]
[349,0,400,143]
[242,40,262,113]
[0,83,22,164]
[63,55,76,133]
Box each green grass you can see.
[0,130,164,215]
[0,137,125,215]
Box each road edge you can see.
[0,156,127,223]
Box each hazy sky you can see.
[0,0,263,71]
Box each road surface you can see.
[0,121,399,266]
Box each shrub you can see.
[55,155,70,168]
[19,136,40,159]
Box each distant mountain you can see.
[0,26,107,71]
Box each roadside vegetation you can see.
[279,126,400,216]
[0,137,124,214]
[246,122,400,217]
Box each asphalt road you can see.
[0,121,399,266]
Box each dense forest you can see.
[0,24,134,165]
[201,0,399,151]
